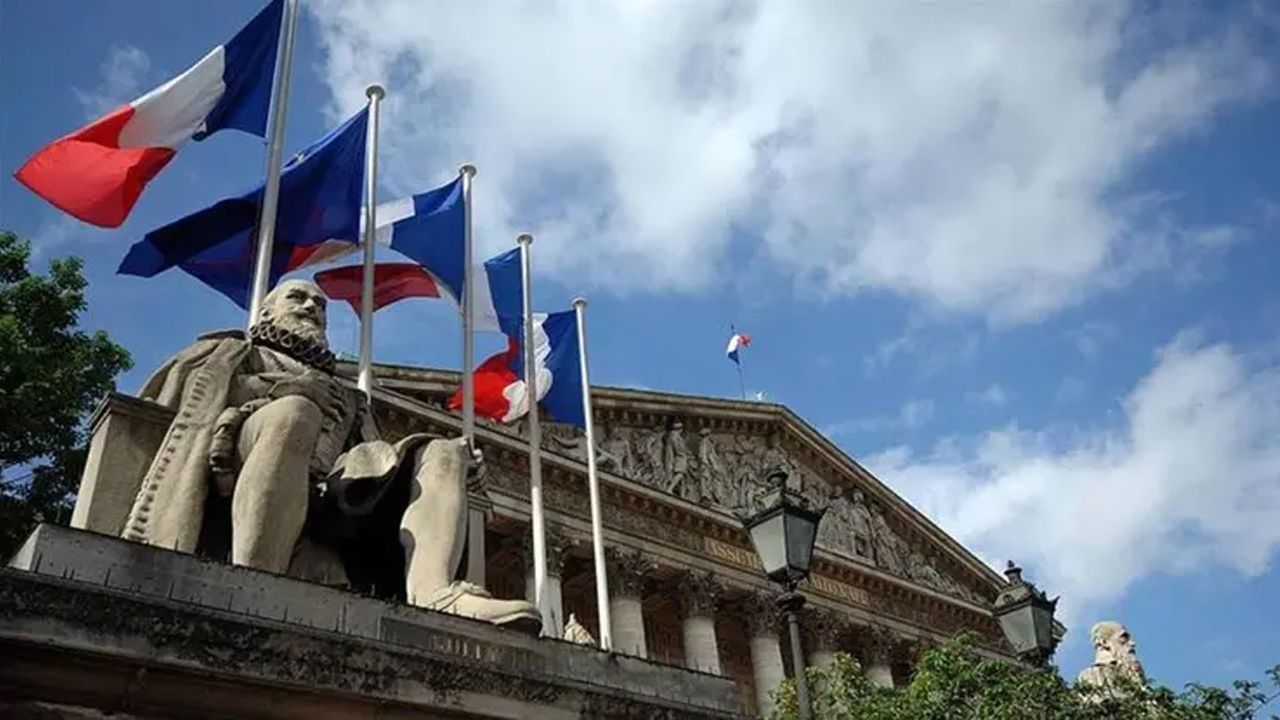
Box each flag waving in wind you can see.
[14,0,284,228]
[450,309,585,427]
[117,107,368,308]
[726,331,751,364]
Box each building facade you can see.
[366,363,1018,716]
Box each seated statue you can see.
[1076,621,1146,694]
[120,279,539,632]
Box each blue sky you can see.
[2,0,1278,690]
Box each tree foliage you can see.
[770,634,1279,720]
[0,230,132,556]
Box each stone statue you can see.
[596,424,634,477]
[662,420,692,499]
[563,613,596,645]
[848,490,873,558]
[869,504,906,576]
[817,491,856,557]
[121,280,539,631]
[695,428,734,508]
[1077,621,1147,691]
[907,551,947,592]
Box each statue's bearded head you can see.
[259,279,329,348]
[1092,621,1144,677]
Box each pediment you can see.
[354,362,1001,606]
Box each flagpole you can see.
[572,297,613,651]
[518,233,552,635]
[356,84,385,397]
[246,0,299,328]
[459,164,477,446]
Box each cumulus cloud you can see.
[867,334,1280,620]
[74,45,150,119]
[308,0,1270,321]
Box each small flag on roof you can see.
[726,331,751,365]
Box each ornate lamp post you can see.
[739,470,828,720]
[992,560,1059,667]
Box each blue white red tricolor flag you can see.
[14,0,283,228]
[448,310,584,427]
[726,332,751,364]
[313,263,442,314]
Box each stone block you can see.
[70,393,174,536]
[3,525,744,719]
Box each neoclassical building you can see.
[362,362,1020,716]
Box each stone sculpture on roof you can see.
[119,279,539,631]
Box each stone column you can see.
[523,530,576,638]
[464,468,492,588]
[744,593,786,717]
[606,548,653,658]
[676,571,723,674]
[862,625,897,688]
[803,607,847,669]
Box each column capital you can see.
[802,606,850,652]
[859,623,901,662]
[675,570,723,618]
[605,547,654,598]
[520,527,578,578]
[741,591,782,638]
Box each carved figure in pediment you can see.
[848,490,873,558]
[662,420,694,500]
[817,491,857,557]
[695,428,735,508]
[633,427,666,488]
[869,504,907,576]
[907,551,949,592]
[759,432,793,479]
[596,424,634,478]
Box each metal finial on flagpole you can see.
[572,295,613,651]
[517,232,553,635]
[246,0,300,329]
[459,163,478,446]
[356,84,385,397]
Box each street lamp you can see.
[739,469,828,720]
[992,560,1059,667]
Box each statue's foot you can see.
[419,581,542,636]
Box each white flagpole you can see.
[356,85,385,397]
[246,0,299,328]
[518,233,552,635]
[572,297,612,651]
[459,164,477,445]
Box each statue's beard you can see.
[272,314,328,349]
[1118,651,1144,676]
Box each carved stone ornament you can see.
[605,548,654,598]
[521,528,577,578]
[675,570,723,618]
[802,606,849,652]
[741,592,782,638]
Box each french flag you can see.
[313,263,443,314]
[727,331,751,364]
[450,309,585,427]
[14,0,283,228]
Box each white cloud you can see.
[74,45,150,119]
[309,1,1270,322]
[867,334,1280,620]
[826,398,935,438]
[967,384,1012,408]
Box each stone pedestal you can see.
[745,594,786,717]
[607,548,653,658]
[70,393,174,536]
[677,571,723,675]
[3,524,743,719]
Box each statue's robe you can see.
[121,330,434,589]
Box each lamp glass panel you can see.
[1032,604,1053,649]
[749,513,788,578]
[998,608,1035,654]
[785,513,818,575]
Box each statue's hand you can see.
[266,370,351,424]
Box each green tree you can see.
[0,230,132,557]
[770,634,1280,720]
